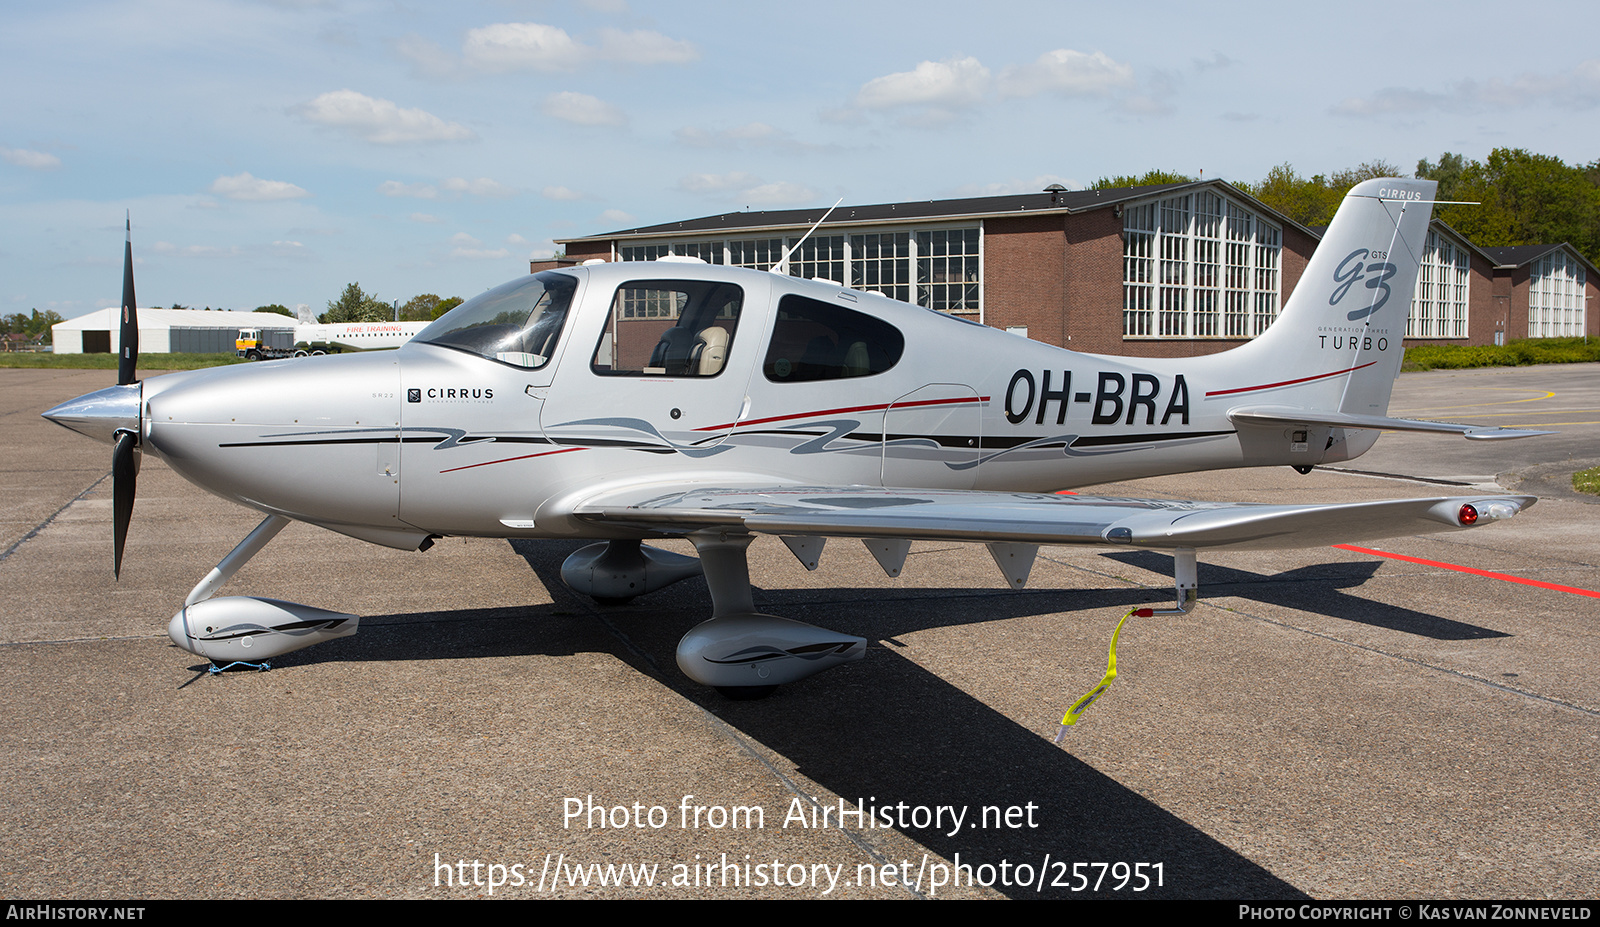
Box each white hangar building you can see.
[52,308,297,355]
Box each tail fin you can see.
[1235,177,1436,416]
[1219,178,1549,445]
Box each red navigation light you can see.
[1459,504,1479,526]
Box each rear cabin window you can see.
[763,294,904,382]
[591,280,743,377]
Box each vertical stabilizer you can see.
[1235,178,1436,417]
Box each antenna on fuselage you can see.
[769,197,844,276]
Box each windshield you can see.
[416,271,576,368]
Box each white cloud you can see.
[295,90,474,144]
[268,241,311,259]
[541,185,584,201]
[410,213,444,224]
[596,28,697,65]
[379,180,438,198]
[1331,87,1454,116]
[441,177,518,198]
[446,231,510,259]
[1,147,61,170]
[451,247,512,259]
[507,234,529,245]
[597,208,636,226]
[463,22,588,72]
[459,22,697,72]
[381,177,515,200]
[674,122,834,155]
[741,181,816,206]
[678,172,815,205]
[541,91,626,126]
[856,56,991,110]
[678,171,762,195]
[209,172,310,201]
[999,49,1134,98]
[150,241,243,258]
[1332,60,1600,116]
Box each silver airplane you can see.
[45,179,1546,697]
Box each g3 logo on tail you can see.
[1331,249,1397,321]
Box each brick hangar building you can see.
[551,180,1597,357]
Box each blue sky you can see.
[3,0,1596,320]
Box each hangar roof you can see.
[558,179,1315,244]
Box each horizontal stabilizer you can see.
[572,485,1536,553]
[1229,406,1555,441]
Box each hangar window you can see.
[763,294,904,382]
[850,232,912,303]
[729,238,785,269]
[592,280,743,377]
[617,227,982,316]
[917,228,981,313]
[1407,228,1470,339]
[1528,249,1586,338]
[1124,190,1280,339]
[621,240,724,263]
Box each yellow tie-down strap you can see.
[1054,607,1145,742]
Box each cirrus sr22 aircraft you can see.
[46,178,1546,698]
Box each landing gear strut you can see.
[675,531,865,697]
[167,514,359,666]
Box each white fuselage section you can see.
[139,253,1405,547]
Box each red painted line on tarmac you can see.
[1333,544,1600,599]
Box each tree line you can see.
[320,283,463,324]
[1092,149,1600,265]
[0,309,65,345]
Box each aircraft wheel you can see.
[715,685,777,701]
[1292,465,1314,474]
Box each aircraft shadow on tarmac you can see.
[178,537,1309,899]
[1101,550,1509,641]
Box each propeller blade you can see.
[112,430,138,578]
[118,212,138,387]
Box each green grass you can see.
[0,352,246,370]
[1575,466,1600,496]
[1403,337,1600,372]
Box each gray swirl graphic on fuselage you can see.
[555,417,734,458]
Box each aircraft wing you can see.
[1228,406,1555,441]
[572,485,1535,552]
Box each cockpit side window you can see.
[591,279,743,377]
[415,271,576,369]
[763,294,904,382]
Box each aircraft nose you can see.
[41,382,141,445]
